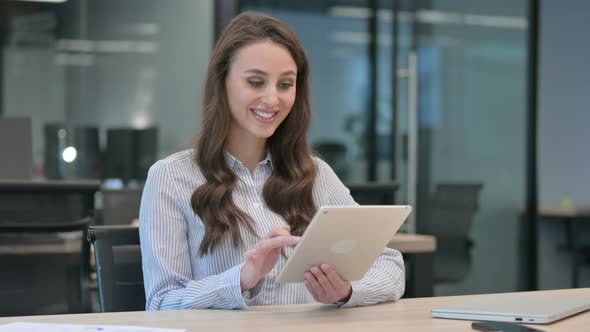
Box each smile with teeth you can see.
[251,109,278,119]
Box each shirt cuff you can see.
[337,280,366,308]
[242,277,264,305]
[217,264,249,308]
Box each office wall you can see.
[538,0,590,207]
[3,48,67,168]
[2,0,213,168]
[427,0,528,296]
[69,0,213,157]
[538,0,590,289]
[255,11,370,161]
[257,2,532,295]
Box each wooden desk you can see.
[0,288,588,331]
[388,234,436,253]
[0,235,436,256]
[389,234,437,298]
[0,241,81,255]
[539,206,590,219]
[539,206,590,288]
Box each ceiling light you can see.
[16,0,68,3]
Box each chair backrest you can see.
[0,180,98,315]
[429,183,483,283]
[347,182,399,205]
[88,225,145,312]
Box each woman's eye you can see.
[279,82,294,89]
[248,79,264,87]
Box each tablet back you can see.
[277,205,411,283]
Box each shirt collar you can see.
[259,150,273,168]
[224,150,273,170]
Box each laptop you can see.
[432,293,590,324]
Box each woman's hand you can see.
[240,225,300,292]
[304,264,352,304]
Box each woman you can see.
[140,12,405,310]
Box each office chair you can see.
[428,183,483,284]
[347,182,399,205]
[88,225,145,312]
[0,180,98,316]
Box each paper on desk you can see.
[0,322,185,332]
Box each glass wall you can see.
[240,1,377,183]
[413,0,530,295]
[1,0,214,181]
[2,0,533,298]
[0,0,215,315]
[241,0,531,296]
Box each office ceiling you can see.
[241,0,401,13]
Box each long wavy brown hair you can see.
[191,12,317,255]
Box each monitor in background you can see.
[105,127,157,183]
[44,124,101,180]
[134,127,157,181]
[0,117,32,179]
[73,126,101,179]
[105,129,135,182]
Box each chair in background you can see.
[0,180,99,316]
[88,225,145,312]
[347,182,399,205]
[428,183,483,284]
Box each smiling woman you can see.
[225,40,298,147]
[139,11,406,310]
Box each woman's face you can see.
[225,40,297,142]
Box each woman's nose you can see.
[261,86,279,107]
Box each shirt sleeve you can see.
[139,160,251,310]
[313,158,406,308]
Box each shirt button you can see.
[253,202,261,208]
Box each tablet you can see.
[276,205,412,283]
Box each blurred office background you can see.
[0,0,589,316]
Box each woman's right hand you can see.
[240,225,300,292]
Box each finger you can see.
[321,264,347,288]
[310,266,335,296]
[304,279,320,301]
[305,271,327,299]
[266,226,291,239]
[257,235,301,250]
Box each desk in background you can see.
[539,206,590,288]
[389,234,436,298]
[0,233,436,306]
[0,180,99,315]
[0,288,587,331]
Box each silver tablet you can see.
[276,205,412,283]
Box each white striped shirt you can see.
[139,149,405,310]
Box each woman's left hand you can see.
[304,264,352,304]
